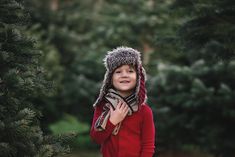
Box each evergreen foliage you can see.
[148,0,235,156]
[4,0,234,156]
[0,0,74,156]
[22,0,184,126]
[22,0,104,125]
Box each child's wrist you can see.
[109,118,118,125]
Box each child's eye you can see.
[129,69,135,73]
[115,70,121,73]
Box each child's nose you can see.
[120,71,128,77]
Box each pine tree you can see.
[23,0,187,126]
[0,0,74,156]
[148,0,235,156]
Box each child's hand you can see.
[109,100,129,125]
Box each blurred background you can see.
[1,0,235,157]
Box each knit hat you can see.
[93,46,147,107]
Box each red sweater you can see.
[90,101,155,157]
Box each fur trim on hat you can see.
[93,46,147,107]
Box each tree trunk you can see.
[50,0,58,11]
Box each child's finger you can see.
[117,100,122,109]
[120,101,127,110]
[124,109,129,116]
[124,104,129,113]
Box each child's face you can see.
[112,64,137,97]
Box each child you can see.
[90,46,155,157]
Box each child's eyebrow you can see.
[129,65,135,69]
[128,65,133,68]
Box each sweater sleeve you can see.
[140,105,155,157]
[90,104,116,144]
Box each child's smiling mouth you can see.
[120,80,130,83]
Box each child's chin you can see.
[118,89,133,93]
[119,87,131,91]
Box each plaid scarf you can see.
[95,89,138,135]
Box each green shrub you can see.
[49,114,98,149]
